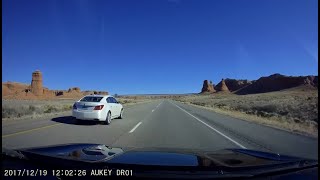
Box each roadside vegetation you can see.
[2,99,75,120]
[117,97,152,105]
[172,87,318,137]
[2,97,151,121]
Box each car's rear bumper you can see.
[72,110,104,121]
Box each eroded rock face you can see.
[55,91,64,96]
[215,79,229,92]
[201,80,216,93]
[236,74,318,95]
[222,79,252,92]
[2,84,12,96]
[68,87,81,93]
[31,70,43,96]
[2,82,30,97]
[43,88,55,96]
[3,82,29,91]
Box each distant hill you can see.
[201,73,318,95]
[235,74,318,95]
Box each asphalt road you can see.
[2,100,318,160]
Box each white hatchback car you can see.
[72,95,123,125]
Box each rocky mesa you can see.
[217,78,252,92]
[200,73,318,94]
[2,70,108,100]
[235,74,318,95]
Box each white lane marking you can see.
[170,101,247,149]
[129,122,142,133]
[156,101,163,108]
[152,101,163,112]
[129,101,162,133]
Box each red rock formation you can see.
[31,70,43,96]
[3,82,29,91]
[235,74,318,95]
[43,88,55,96]
[218,78,252,92]
[68,87,81,93]
[2,84,12,96]
[2,82,30,97]
[215,79,230,92]
[201,80,216,93]
[55,91,65,96]
[2,70,110,100]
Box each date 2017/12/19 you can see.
[4,169,133,177]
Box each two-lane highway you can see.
[2,100,318,160]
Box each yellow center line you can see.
[2,123,62,138]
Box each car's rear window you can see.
[80,96,103,102]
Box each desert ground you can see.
[172,86,318,137]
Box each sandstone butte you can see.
[2,70,109,100]
[201,80,216,93]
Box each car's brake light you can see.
[73,103,77,109]
[94,105,104,110]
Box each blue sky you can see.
[2,0,318,94]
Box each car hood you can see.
[2,143,317,169]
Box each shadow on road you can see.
[51,116,100,126]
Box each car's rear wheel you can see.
[105,111,111,125]
[118,109,123,119]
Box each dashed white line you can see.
[129,101,163,133]
[170,101,247,149]
[156,101,163,108]
[129,122,142,133]
[152,101,163,112]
